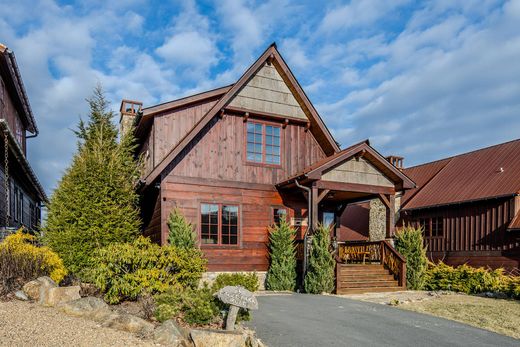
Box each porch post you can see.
[386,194,396,239]
[311,184,319,230]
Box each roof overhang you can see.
[0,44,37,135]
[0,119,47,202]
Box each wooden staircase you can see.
[336,264,403,294]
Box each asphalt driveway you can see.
[246,294,518,347]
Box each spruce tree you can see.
[44,86,142,276]
[266,219,297,291]
[167,208,197,249]
[395,224,428,290]
[304,223,335,294]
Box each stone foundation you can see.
[201,271,267,291]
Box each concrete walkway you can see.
[246,294,518,347]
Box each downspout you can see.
[294,178,312,282]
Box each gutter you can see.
[294,179,312,281]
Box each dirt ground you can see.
[0,300,157,347]
[339,290,520,340]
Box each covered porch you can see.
[276,140,415,293]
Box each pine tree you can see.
[167,208,197,249]
[395,224,428,290]
[43,86,142,276]
[304,223,335,294]
[266,219,297,291]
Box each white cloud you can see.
[156,31,217,68]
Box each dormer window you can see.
[246,121,281,165]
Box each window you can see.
[418,218,430,236]
[431,216,443,237]
[200,203,239,245]
[246,121,281,165]
[14,114,23,146]
[273,208,287,226]
[322,212,335,228]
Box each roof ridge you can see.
[142,84,234,111]
[406,137,520,170]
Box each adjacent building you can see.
[0,44,46,236]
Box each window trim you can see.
[271,206,288,226]
[244,119,282,168]
[199,202,241,248]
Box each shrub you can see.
[266,219,297,291]
[167,208,197,249]
[155,285,219,325]
[44,86,142,275]
[395,225,428,290]
[424,262,519,297]
[0,230,67,295]
[87,236,206,304]
[304,223,335,294]
[211,272,259,293]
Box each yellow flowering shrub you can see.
[0,229,67,284]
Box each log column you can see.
[378,193,396,239]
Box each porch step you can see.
[336,264,402,294]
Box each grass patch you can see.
[399,294,520,339]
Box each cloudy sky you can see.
[2,0,520,195]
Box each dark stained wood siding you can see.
[168,113,326,184]
[0,75,26,154]
[402,197,520,270]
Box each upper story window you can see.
[200,203,239,246]
[246,121,281,165]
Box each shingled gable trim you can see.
[277,140,415,190]
[143,43,340,186]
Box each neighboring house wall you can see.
[0,75,26,153]
[402,197,520,270]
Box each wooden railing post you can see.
[400,260,406,288]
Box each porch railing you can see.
[337,240,407,288]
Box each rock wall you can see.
[369,198,386,241]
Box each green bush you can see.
[44,86,141,275]
[304,223,335,294]
[167,208,197,249]
[155,285,219,325]
[212,272,259,293]
[266,219,297,291]
[395,225,428,290]
[424,262,519,298]
[87,236,207,304]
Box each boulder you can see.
[101,312,155,337]
[190,329,247,347]
[43,286,81,307]
[57,296,112,321]
[14,290,29,301]
[22,276,57,302]
[154,319,187,346]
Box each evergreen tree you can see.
[167,208,197,249]
[304,223,335,294]
[395,224,428,290]
[44,86,142,276]
[266,219,297,291]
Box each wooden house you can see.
[122,43,415,292]
[400,140,520,271]
[0,44,46,237]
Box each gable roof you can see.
[142,43,340,186]
[402,138,520,210]
[0,44,37,134]
[277,139,416,190]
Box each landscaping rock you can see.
[22,276,57,302]
[154,319,186,346]
[43,286,81,307]
[216,286,258,331]
[14,290,29,301]
[101,312,155,337]
[57,296,112,321]
[190,329,247,347]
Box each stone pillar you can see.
[119,99,142,135]
[369,198,386,241]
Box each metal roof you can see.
[402,138,520,210]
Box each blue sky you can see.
[1,0,520,195]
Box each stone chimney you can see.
[119,99,142,135]
[386,155,404,170]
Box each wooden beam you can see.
[243,112,249,122]
[386,194,396,239]
[312,186,319,230]
[315,181,395,195]
[225,105,308,125]
[317,189,330,204]
[378,193,391,209]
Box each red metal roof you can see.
[402,139,520,210]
